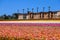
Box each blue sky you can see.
[0,0,60,15]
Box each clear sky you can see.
[0,0,60,15]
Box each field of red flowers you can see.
[0,23,60,40]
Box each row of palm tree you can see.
[0,6,51,20]
[22,6,51,13]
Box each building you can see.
[55,11,60,18]
[16,11,60,20]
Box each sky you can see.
[0,0,60,15]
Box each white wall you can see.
[33,14,40,19]
[56,11,60,18]
[26,15,30,19]
[18,15,23,19]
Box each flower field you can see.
[0,23,60,40]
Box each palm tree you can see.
[48,6,51,11]
[37,7,39,13]
[27,8,29,11]
[32,8,34,12]
[48,6,51,19]
[17,9,19,13]
[27,8,29,13]
[43,7,45,12]
[22,9,25,13]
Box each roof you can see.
[13,11,58,15]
